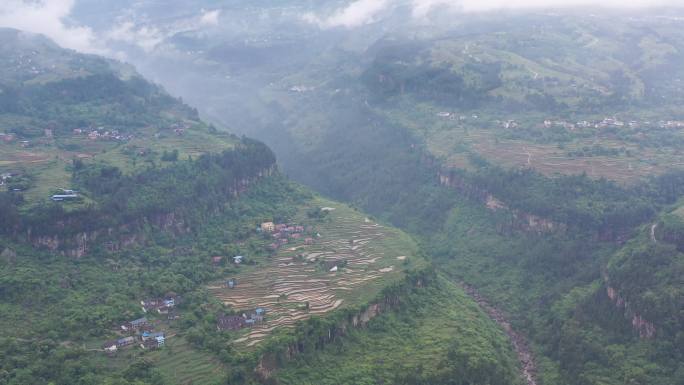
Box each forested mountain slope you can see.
[95,7,684,384]
[0,29,522,385]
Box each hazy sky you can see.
[308,0,684,28]
[0,0,682,52]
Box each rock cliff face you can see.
[254,272,429,382]
[21,167,273,258]
[26,211,189,258]
[604,275,656,339]
[439,170,563,235]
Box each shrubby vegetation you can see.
[0,138,276,239]
[273,275,521,385]
[0,172,310,385]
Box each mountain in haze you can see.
[61,5,684,385]
[0,28,525,385]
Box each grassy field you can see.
[208,198,425,347]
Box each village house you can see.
[121,317,148,332]
[260,222,275,232]
[244,308,266,325]
[103,340,118,353]
[141,331,165,342]
[157,305,173,314]
[226,278,237,289]
[117,336,135,348]
[141,335,165,349]
[233,255,244,264]
[304,238,314,245]
[51,193,79,202]
[211,256,223,266]
[217,315,246,331]
[217,308,266,331]
[141,294,179,313]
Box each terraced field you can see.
[148,337,226,385]
[378,103,684,185]
[208,201,420,347]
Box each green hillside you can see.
[357,15,684,184]
[0,28,234,207]
[274,276,521,385]
[0,28,523,385]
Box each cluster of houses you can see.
[103,317,166,353]
[217,308,267,331]
[141,293,179,315]
[72,127,133,142]
[102,294,180,354]
[543,117,684,131]
[259,222,314,251]
[168,122,191,136]
[0,133,30,147]
[437,112,479,120]
[434,113,684,132]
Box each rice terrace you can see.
[208,201,422,347]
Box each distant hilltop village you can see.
[435,112,684,131]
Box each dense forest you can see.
[0,73,198,137]
[0,138,276,238]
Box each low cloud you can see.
[303,0,391,28]
[106,21,165,53]
[307,0,684,28]
[200,9,221,26]
[414,0,682,14]
[0,0,103,53]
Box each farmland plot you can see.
[208,202,420,347]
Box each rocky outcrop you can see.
[439,170,489,202]
[439,170,562,235]
[254,270,432,383]
[604,273,656,339]
[25,210,190,258]
[21,167,273,258]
